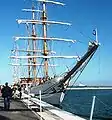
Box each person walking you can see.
[18,85,22,99]
[1,82,12,110]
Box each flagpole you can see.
[95,28,98,43]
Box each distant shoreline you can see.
[67,86,112,90]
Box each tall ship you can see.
[10,0,99,106]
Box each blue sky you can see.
[0,0,112,85]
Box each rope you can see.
[98,47,101,74]
[79,31,93,42]
[36,59,44,77]
[64,52,96,96]
[96,96,112,112]
[48,59,56,76]
[62,95,112,119]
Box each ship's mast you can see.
[32,4,37,82]
[27,19,31,79]
[27,53,31,78]
[42,1,48,79]
[11,0,79,84]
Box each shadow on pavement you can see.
[0,115,11,120]
[0,108,31,112]
[0,105,31,112]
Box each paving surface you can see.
[0,93,86,120]
[0,97,39,120]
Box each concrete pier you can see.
[0,94,86,120]
[0,97,39,120]
[22,93,86,120]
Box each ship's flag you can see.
[93,29,96,36]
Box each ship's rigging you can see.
[10,0,99,106]
[10,0,79,84]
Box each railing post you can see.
[90,96,96,120]
[39,90,42,120]
[28,84,30,109]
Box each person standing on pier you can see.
[18,85,22,99]
[1,82,12,110]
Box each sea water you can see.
[62,89,112,120]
